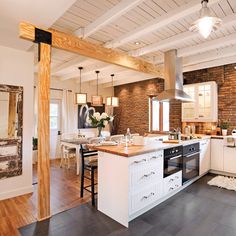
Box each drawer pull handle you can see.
[169,178,174,182]
[134,159,146,164]
[175,176,179,179]
[142,192,155,200]
[143,171,155,178]
[151,156,158,159]
[169,187,174,191]
[175,185,179,187]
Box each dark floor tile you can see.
[19,174,236,236]
[209,224,236,236]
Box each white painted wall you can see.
[0,45,34,200]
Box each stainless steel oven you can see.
[164,146,183,178]
[182,143,200,184]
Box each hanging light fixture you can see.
[91,70,103,106]
[75,67,87,104]
[189,0,222,39]
[106,74,119,107]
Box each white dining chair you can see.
[110,134,124,143]
[60,133,78,169]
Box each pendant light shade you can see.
[189,0,221,39]
[75,67,87,104]
[106,74,119,107]
[91,71,103,106]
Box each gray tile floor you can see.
[19,174,236,236]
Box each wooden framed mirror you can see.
[0,84,23,180]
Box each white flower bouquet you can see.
[86,112,114,128]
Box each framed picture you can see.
[78,102,105,128]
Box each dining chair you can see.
[110,134,124,143]
[60,133,78,169]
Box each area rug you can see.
[208,175,236,191]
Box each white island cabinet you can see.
[98,150,164,227]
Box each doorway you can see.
[50,99,61,159]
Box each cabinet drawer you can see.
[129,151,163,172]
[163,171,182,196]
[130,165,162,192]
[129,182,163,215]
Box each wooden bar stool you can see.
[80,145,98,206]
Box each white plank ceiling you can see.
[46,0,236,86]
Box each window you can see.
[150,99,169,132]
[50,103,59,130]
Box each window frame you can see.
[149,97,169,132]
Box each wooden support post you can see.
[37,43,51,221]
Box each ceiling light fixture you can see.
[91,71,103,106]
[134,42,140,45]
[106,74,119,107]
[75,67,87,104]
[189,0,222,39]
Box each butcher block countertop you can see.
[88,143,170,157]
[88,136,210,157]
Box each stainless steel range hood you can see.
[155,49,193,102]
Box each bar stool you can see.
[80,144,98,206]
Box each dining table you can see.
[60,138,88,175]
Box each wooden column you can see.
[37,43,51,220]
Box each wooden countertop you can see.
[88,136,210,157]
[88,143,169,157]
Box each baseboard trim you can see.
[210,170,236,177]
[0,185,34,201]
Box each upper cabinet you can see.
[182,81,218,122]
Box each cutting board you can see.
[162,140,180,144]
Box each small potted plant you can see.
[221,120,229,136]
[86,112,114,137]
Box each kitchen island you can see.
[93,137,210,227]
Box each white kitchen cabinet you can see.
[223,146,236,174]
[182,81,218,122]
[199,139,211,175]
[211,139,224,171]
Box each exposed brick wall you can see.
[114,63,236,135]
[114,78,164,135]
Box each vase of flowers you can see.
[86,112,114,137]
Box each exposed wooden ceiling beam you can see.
[19,22,163,77]
[105,0,220,49]
[74,0,145,38]
[129,13,236,57]
[178,32,236,57]
[183,55,236,72]
[183,45,236,66]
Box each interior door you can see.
[50,100,61,159]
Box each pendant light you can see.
[106,74,119,107]
[91,70,103,106]
[189,0,221,39]
[75,67,87,104]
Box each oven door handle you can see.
[169,155,182,160]
[184,152,200,158]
